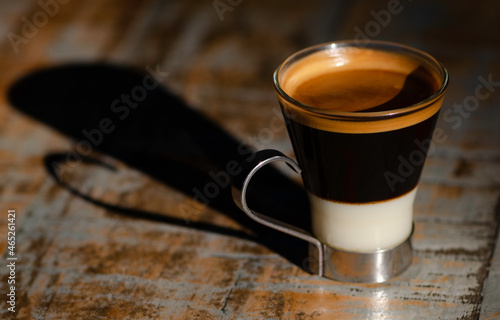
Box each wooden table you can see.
[1,1,499,319]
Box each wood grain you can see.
[0,0,499,319]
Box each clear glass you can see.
[273,40,448,252]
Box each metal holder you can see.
[231,149,413,283]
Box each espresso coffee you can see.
[277,46,444,251]
[288,68,439,203]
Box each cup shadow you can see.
[7,63,311,269]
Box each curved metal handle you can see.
[231,149,324,277]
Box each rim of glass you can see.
[273,40,449,119]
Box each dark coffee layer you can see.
[285,112,439,203]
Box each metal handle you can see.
[231,149,324,277]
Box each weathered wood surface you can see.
[0,0,499,319]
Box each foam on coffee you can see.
[279,47,444,134]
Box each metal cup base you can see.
[309,227,413,283]
[232,150,414,283]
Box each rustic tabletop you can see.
[1,1,499,319]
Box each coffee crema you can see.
[292,68,436,113]
[279,47,443,134]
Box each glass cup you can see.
[232,40,448,283]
